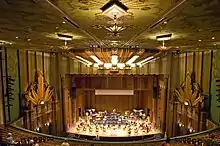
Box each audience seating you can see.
[0,125,219,146]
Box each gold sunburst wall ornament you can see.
[25,71,54,105]
[173,72,204,107]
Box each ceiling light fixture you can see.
[141,57,159,66]
[16,37,19,39]
[76,56,93,65]
[117,63,125,69]
[198,39,202,42]
[126,55,139,65]
[156,34,172,41]
[104,63,112,69]
[62,21,66,24]
[57,33,73,41]
[111,55,118,65]
[212,37,215,40]
[101,0,128,19]
[105,23,126,36]
[136,56,154,66]
[90,55,103,65]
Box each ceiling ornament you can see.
[25,71,54,106]
[100,0,129,19]
[104,23,127,36]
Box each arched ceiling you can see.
[0,0,219,52]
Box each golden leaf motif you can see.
[173,72,203,107]
[25,71,54,105]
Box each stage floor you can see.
[67,121,161,137]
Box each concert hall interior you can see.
[0,0,220,145]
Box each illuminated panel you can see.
[95,90,134,95]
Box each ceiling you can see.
[0,0,220,52]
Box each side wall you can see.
[0,48,82,123]
[144,50,220,134]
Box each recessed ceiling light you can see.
[214,44,217,46]
[198,39,202,42]
[163,21,167,24]
[62,21,66,24]
[16,37,19,39]
[212,37,215,40]
[27,39,31,41]
[56,27,59,29]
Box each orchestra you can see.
[70,109,158,137]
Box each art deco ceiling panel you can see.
[0,0,219,51]
[48,0,175,48]
[0,0,97,50]
[133,0,220,50]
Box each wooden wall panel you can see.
[202,51,211,93]
[179,53,186,84]
[87,95,138,112]
[195,52,202,85]
[186,52,194,73]
[44,53,50,83]
[70,75,157,114]
[36,52,43,72]
[28,51,36,82]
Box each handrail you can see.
[7,124,220,144]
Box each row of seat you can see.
[1,125,219,146]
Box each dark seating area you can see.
[1,125,220,146]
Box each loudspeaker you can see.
[70,87,76,98]
[153,77,158,99]
[147,108,150,117]
[78,108,82,117]
[201,93,209,112]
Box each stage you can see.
[67,109,162,141]
[68,121,161,136]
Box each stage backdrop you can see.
[62,74,167,131]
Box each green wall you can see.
[211,50,220,124]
